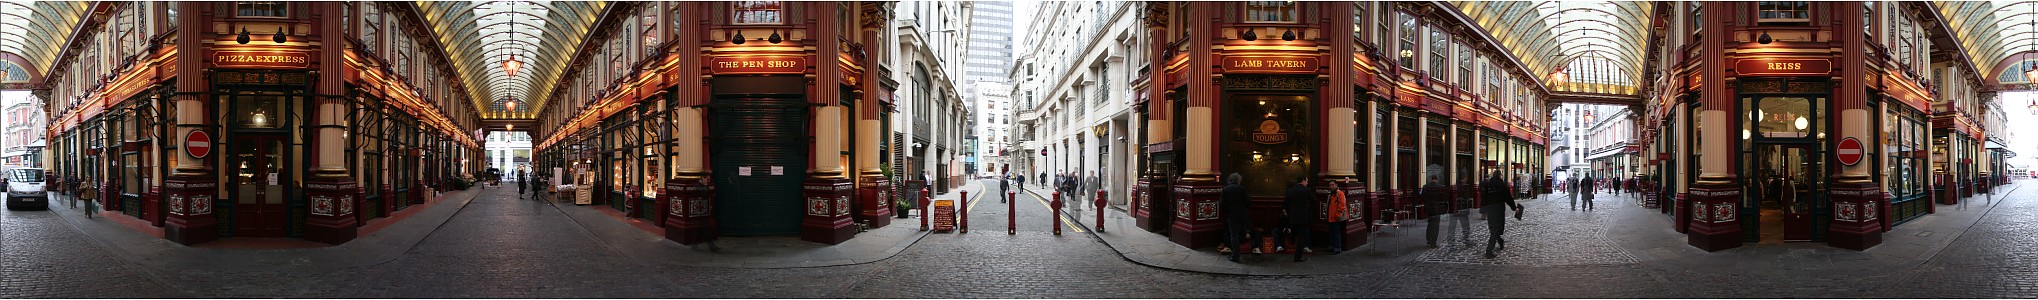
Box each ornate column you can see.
[1321,1,1364,251]
[1686,3,1742,251]
[164,1,219,245]
[1828,2,1881,250]
[1133,1,1172,233]
[304,2,359,244]
[800,2,856,245]
[853,1,895,229]
[1168,2,1221,249]
[664,2,716,245]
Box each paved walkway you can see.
[551,181,982,269]
[1080,183,2025,276]
[44,188,481,272]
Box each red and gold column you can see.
[305,2,359,244]
[800,1,857,245]
[163,1,219,245]
[1828,2,1882,250]
[1166,2,1223,249]
[1686,4,1741,251]
[664,1,717,245]
[1132,2,1173,233]
[854,1,896,229]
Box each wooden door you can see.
[233,137,287,237]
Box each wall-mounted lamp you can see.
[273,27,288,44]
[236,26,252,44]
[768,29,783,44]
[1240,27,1257,41]
[1281,28,1296,41]
[732,31,747,44]
[1757,31,1773,44]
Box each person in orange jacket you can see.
[1326,181,1349,255]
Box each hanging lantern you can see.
[1581,109,1595,124]
[2025,64,2038,84]
[1550,70,1569,85]
[503,53,523,77]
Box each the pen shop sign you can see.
[212,50,312,69]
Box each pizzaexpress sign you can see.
[212,50,311,69]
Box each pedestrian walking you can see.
[1421,176,1447,247]
[1481,171,1523,259]
[999,174,1010,203]
[1326,180,1349,255]
[1016,174,1027,193]
[1221,173,1250,262]
[1579,174,1597,211]
[517,170,528,195]
[1283,176,1317,262]
[1454,178,1473,246]
[1568,176,1581,210]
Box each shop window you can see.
[1399,13,1417,66]
[1429,27,1448,79]
[1226,94,1314,196]
[1757,1,1809,25]
[732,1,784,25]
[236,95,281,129]
[235,1,288,18]
[1243,1,1297,23]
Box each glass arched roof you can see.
[1451,1,1653,96]
[1937,1,2038,85]
[0,1,91,78]
[418,1,606,119]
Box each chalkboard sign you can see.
[933,200,956,232]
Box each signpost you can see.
[1836,137,1864,166]
[184,130,211,159]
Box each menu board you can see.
[932,200,956,232]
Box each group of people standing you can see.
[1219,171,1528,262]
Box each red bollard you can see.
[1095,189,1107,233]
[1008,191,1017,234]
[960,191,969,233]
[920,187,931,231]
[1052,192,1063,236]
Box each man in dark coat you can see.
[1421,176,1447,247]
[1283,176,1317,262]
[1567,176,1581,210]
[1220,173,1251,262]
[1578,174,1597,211]
[1482,171,1524,259]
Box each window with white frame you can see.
[732,1,784,25]
[1243,1,1298,23]
[235,1,288,18]
[1757,1,1809,24]
[1429,27,1448,79]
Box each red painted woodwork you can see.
[800,178,855,244]
[663,177,717,245]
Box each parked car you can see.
[7,167,48,210]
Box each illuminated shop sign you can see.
[1224,56,1318,73]
[710,56,806,74]
[1734,58,1832,76]
[212,50,311,69]
[1251,120,1289,144]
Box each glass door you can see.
[233,136,287,237]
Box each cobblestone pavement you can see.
[0,204,184,298]
[5,181,2038,298]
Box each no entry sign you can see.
[1836,137,1863,166]
[185,130,212,159]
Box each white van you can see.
[6,167,47,210]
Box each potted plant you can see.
[884,164,911,218]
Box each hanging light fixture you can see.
[502,2,524,78]
[2027,97,2037,116]
[236,26,252,44]
[1548,2,1570,86]
[2027,4,2038,84]
[1582,109,1596,124]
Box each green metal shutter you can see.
[709,97,809,236]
